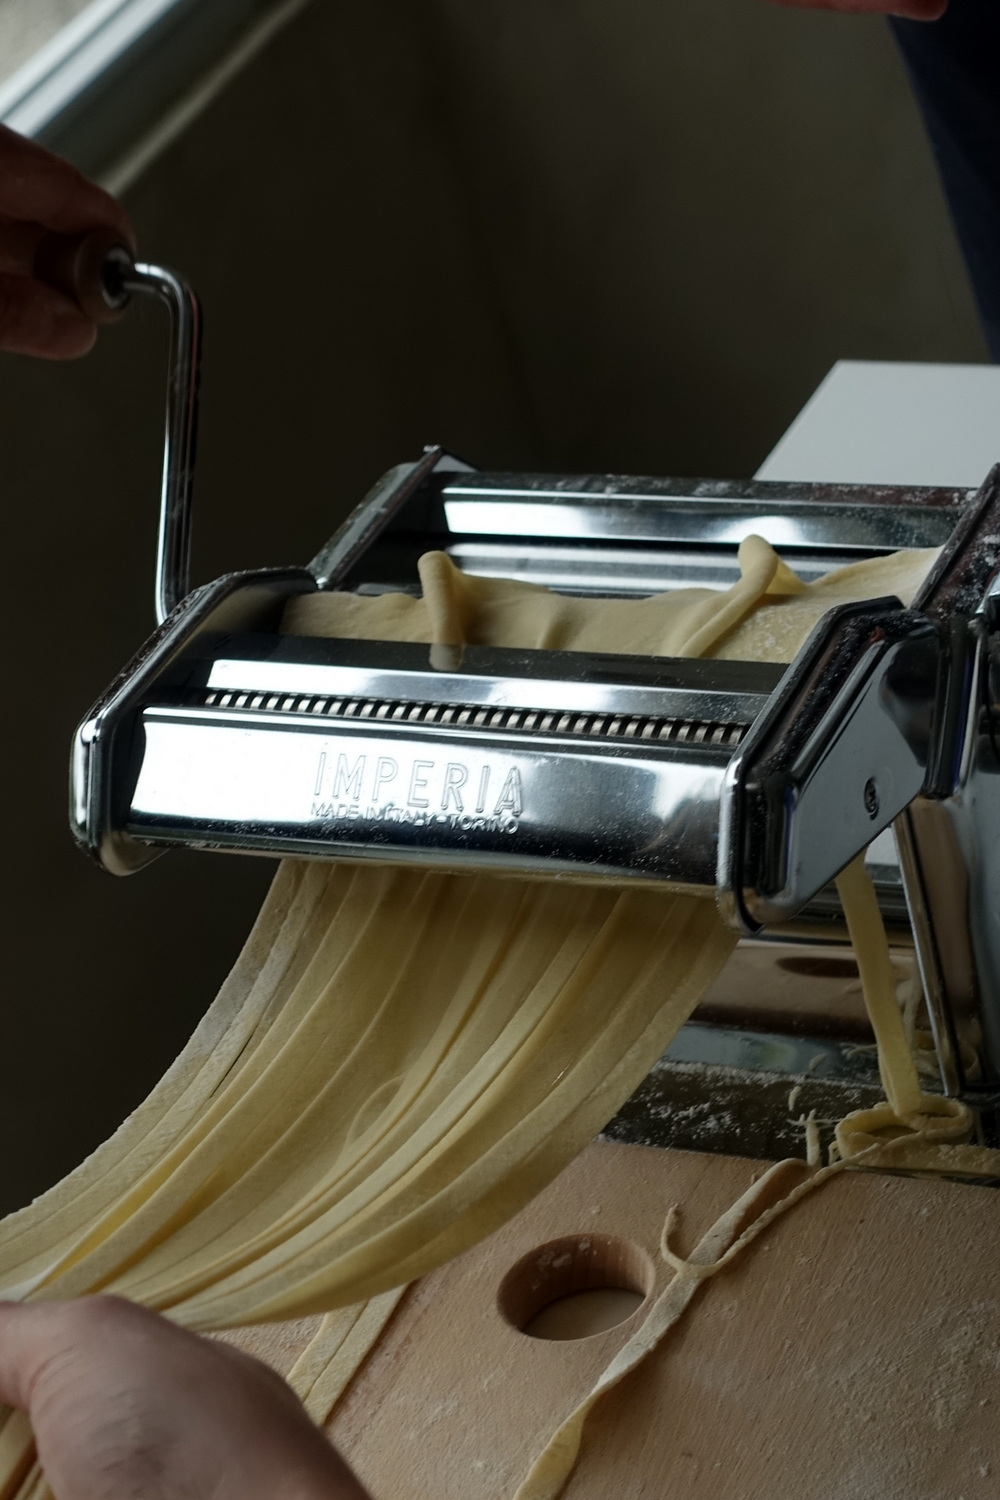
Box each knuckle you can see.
[63,1294,141,1340]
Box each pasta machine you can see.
[63,249,1000,1145]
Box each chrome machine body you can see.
[68,258,1000,1141]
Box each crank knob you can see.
[34,226,135,324]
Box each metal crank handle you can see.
[35,226,203,626]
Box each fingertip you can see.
[6,317,98,361]
[41,313,98,361]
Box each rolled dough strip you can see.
[287,1288,408,1424]
[833,856,969,1160]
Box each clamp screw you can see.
[863,777,880,820]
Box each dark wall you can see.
[0,0,985,1213]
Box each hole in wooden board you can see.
[497,1234,654,1342]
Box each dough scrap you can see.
[287,1288,408,1424]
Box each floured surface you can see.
[217,1316,322,1379]
[313,1140,1000,1500]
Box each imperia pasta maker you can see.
[59,238,1000,1148]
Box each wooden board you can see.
[227,1141,1000,1498]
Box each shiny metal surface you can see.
[440,474,968,554]
[122,263,203,625]
[201,687,751,752]
[128,706,727,885]
[886,466,1000,1099]
[71,566,315,874]
[203,639,778,725]
[444,540,867,595]
[114,635,773,886]
[894,772,1000,1103]
[310,447,472,591]
[720,600,938,931]
[894,805,966,1098]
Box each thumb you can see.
[0,1302,67,1413]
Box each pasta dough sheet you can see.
[285,539,936,663]
[0,537,939,1497]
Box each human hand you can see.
[764,0,947,16]
[0,1296,372,1499]
[0,125,135,359]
